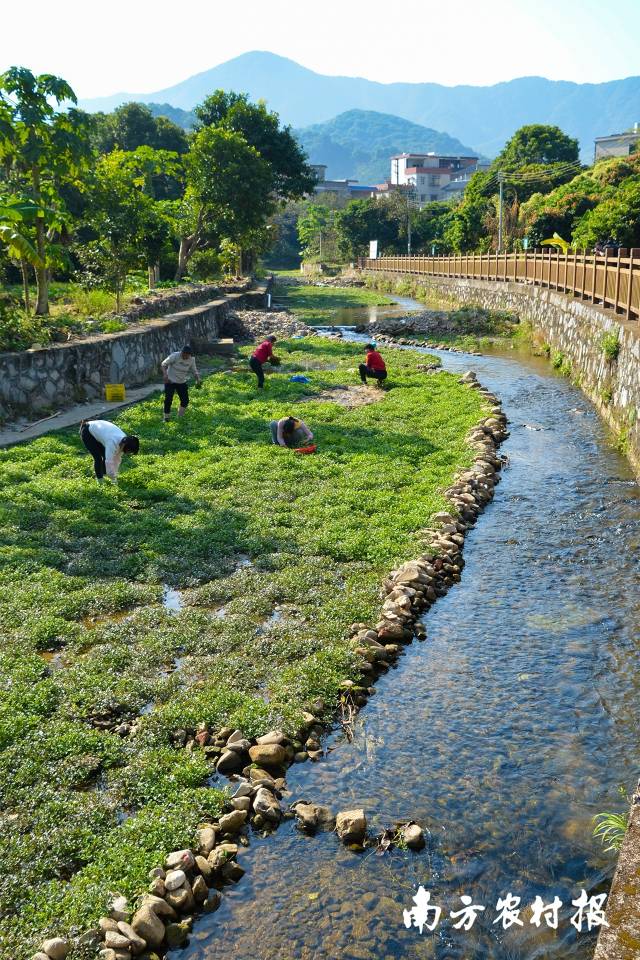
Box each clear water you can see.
[181,338,640,960]
[321,294,424,327]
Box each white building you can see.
[380,152,481,206]
[594,124,640,162]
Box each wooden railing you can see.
[359,249,640,321]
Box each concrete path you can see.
[0,381,165,449]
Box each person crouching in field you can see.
[359,343,387,387]
[270,416,313,448]
[250,335,278,388]
[80,419,139,483]
[161,344,201,421]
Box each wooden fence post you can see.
[626,250,635,321]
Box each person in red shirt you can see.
[359,343,387,386]
[250,335,278,388]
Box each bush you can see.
[0,296,51,352]
[188,249,222,281]
[601,329,620,362]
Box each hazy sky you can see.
[1,0,638,97]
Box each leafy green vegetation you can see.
[600,329,621,363]
[274,282,393,324]
[593,807,629,853]
[0,336,485,956]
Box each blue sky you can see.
[1,0,639,97]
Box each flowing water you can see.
[181,321,640,960]
[326,294,424,327]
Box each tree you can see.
[194,90,317,201]
[174,126,273,279]
[0,67,91,314]
[0,195,43,311]
[335,197,403,258]
[497,124,579,167]
[297,203,338,261]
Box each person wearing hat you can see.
[161,344,201,421]
[359,343,387,386]
[250,335,278,389]
[79,419,139,484]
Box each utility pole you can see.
[497,172,505,253]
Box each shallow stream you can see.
[180,324,640,960]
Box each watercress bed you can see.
[0,336,486,957]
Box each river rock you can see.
[164,869,186,891]
[216,750,245,774]
[165,848,195,871]
[140,894,176,919]
[97,951,117,960]
[195,853,213,881]
[148,876,165,896]
[42,939,70,960]
[226,738,251,754]
[248,743,287,768]
[196,825,217,855]
[165,882,195,913]
[197,890,218,917]
[104,931,130,950]
[192,874,209,903]
[165,922,189,948]
[336,809,367,844]
[116,921,146,954]
[293,802,318,832]
[99,918,119,933]
[108,896,129,922]
[231,780,253,798]
[221,859,245,882]
[131,905,165,947]
[231,795,251,812]
[253,786,282,822]
[255,730,286,745]
[219,809,248,833]
[401,822,426,850]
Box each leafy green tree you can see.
[335,197,400,258]
[175,126,272,279]
[497,124,579,167]
[194,90,316,200]
[297,203,337,261]
[0,67,91,314]
[0,195,42,311]
[572,176,640,248]
[89,103,189,158]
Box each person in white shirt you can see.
[269,416,314,448]
[161,344,201,422]
[79,419,140,483]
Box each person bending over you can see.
[161,344,201,421]
[269,416,313,448]
[250,335,278,389]
[80,419,139,483]
[359,343,387,386]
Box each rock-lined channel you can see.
[174,336,640,960]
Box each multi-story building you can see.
[311,164,379,200]
[380,152,480,206]
[594,124,640,162]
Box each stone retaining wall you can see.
[365,273,640,478]
[0,284,268,418]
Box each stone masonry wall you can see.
[0,285,268,418]
[366,273,640,478]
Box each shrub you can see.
[601,329,620,362]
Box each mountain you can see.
[146,102,196,129]
[78,51,640,159]
[295,110,479,183]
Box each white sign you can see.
[369,240,378,259]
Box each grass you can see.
[274,280,393,325]
[0,336,486,957]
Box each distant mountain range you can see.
[294,110,479,183]
[78,50,640,159]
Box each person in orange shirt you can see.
[359,343,387,386]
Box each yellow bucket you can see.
[105,383,126,402]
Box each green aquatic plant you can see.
[593,810,628,852]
